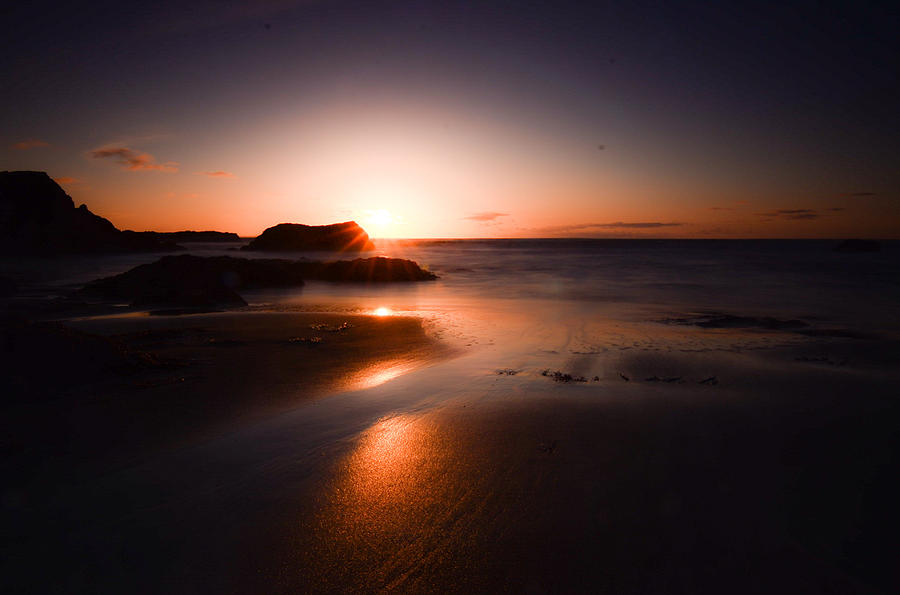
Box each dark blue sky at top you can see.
[2,0,898,201]
[4,2,896,120]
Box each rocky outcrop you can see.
[241,221,375,252]
[77,255,292,307]
[0,171,178,254]
[78,255,436,307]
[297,256,437,282]
[834,239,881,253]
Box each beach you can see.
[2,240,899,593]
[5,1,899,590]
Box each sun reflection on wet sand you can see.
[352,361,418,390]
[345,415,423,509]
[300,412,474,590]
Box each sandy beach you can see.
[3,296,898,593]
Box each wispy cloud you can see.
[465,212,510,222]
[593,221,682,229]
[708,207,734,211]
[756,209,819,220]
[13,139,50,150]
[194,170,236,178]
[533,221,683,235]
[846,192,875,197]
[52,176,81,184]
[90,147,178,172]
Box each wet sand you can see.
[2,312,448,476]
[2,309,899,593]
[279,364,898,593]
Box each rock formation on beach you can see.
[298,256,437,282]
[78,255,292,307]
[78,254,435,307]
[241,221,376,252]
[0,171,179,254]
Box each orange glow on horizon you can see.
[32,99,899,240]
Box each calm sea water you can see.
[3,239,899,334]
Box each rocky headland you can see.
[241,222,376,252]
[0,171,178,254]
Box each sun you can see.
[367,209,394,227]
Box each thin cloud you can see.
[708,207,734,211]
[52,176,81,184]
[195,170,236,178]
[90,147,178,172]
[594,221,683,229]
[535,221,683,234]
[827,207,846,212]
[13,139,50,150]
[846,192,875,197]
[465,212,510,222]
[756,209,819,220]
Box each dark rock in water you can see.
[79,255,252,307]
[297,256,437,282]
[78,254,310,307]
[541,369,588,383]
[242,221,375,252]
[834,239,881,253]
[141,230,242,243]
[0,171,179,254]
[78,254,435,307]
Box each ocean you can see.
[4,239,899,336]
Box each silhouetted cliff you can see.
[0,171,178,254]
[241,222,375,252]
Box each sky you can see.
[2,0,898,238]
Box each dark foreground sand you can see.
[2,311,899,594]
[2,312,447,476]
